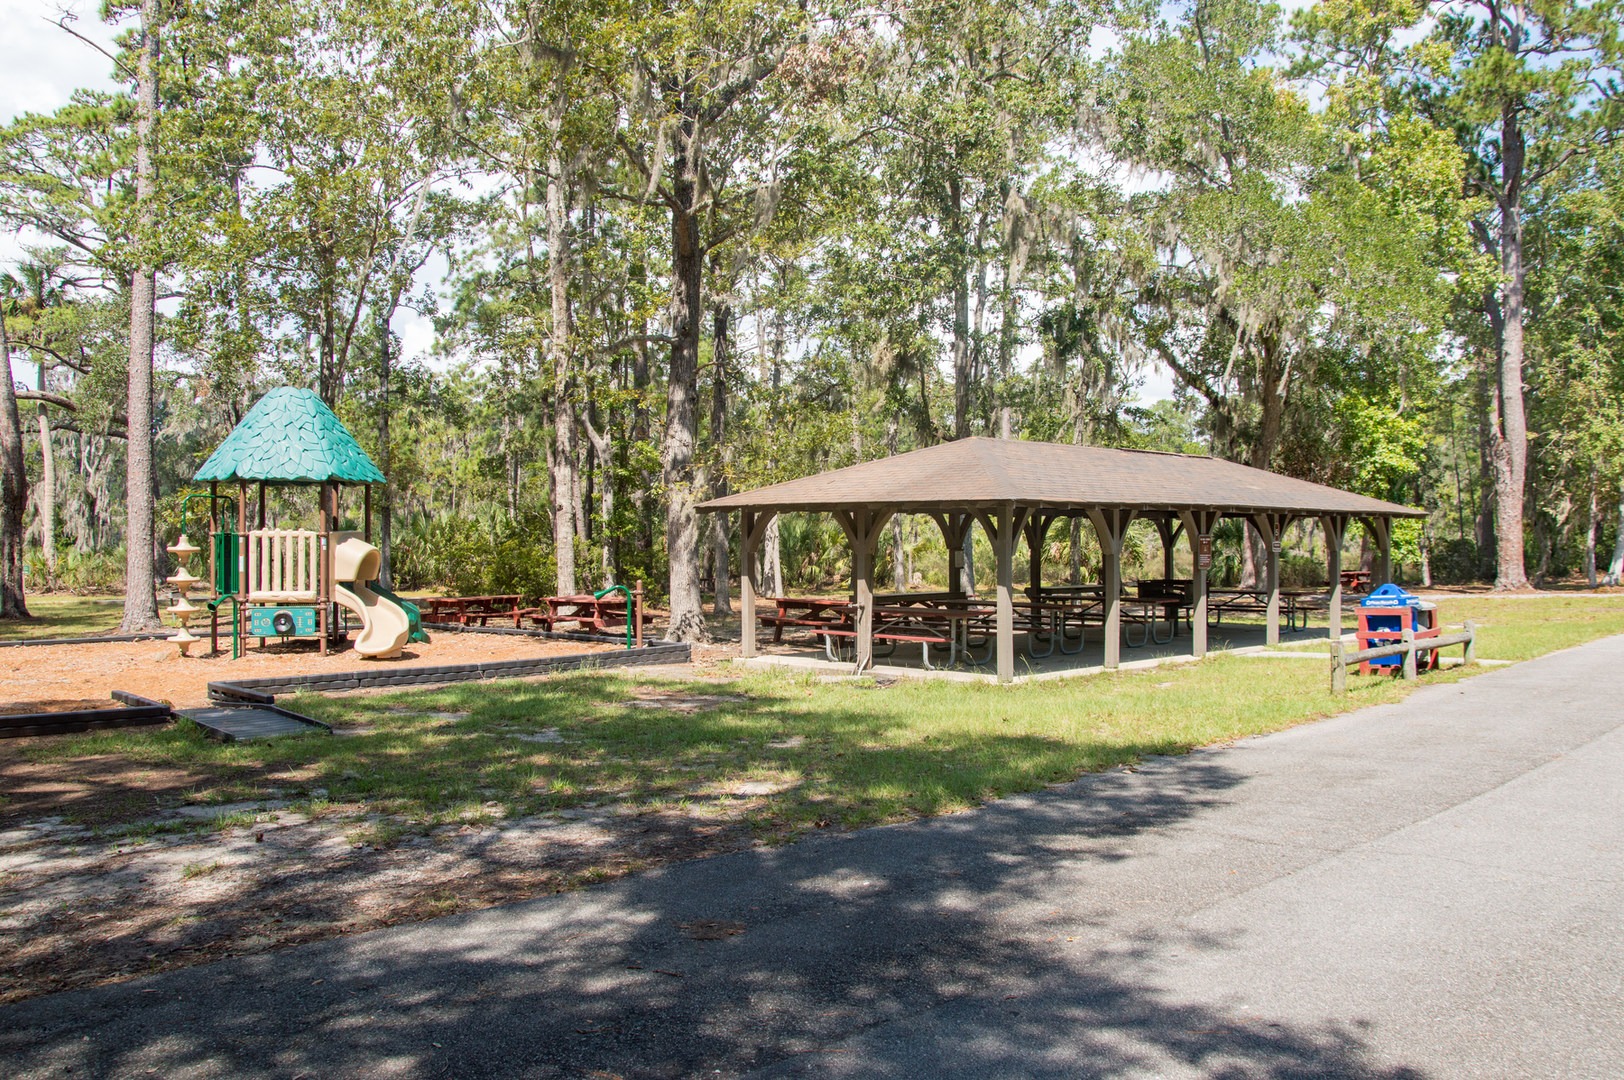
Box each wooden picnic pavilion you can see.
[700,437,1424,683]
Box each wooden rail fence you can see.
[1329,620,1476,693]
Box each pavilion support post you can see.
[1321,514,1350,643]
[1180,510,1220,659]
[836,508,892,674]
[1087,507,1136,670]
[1365,516,1394,585]
[934,513,972,599]
[1154,517,1177,580]
[739,509,774,659]
[975,504,1029,684]
[1252,512,1292,646]
[1023,512,1050,601]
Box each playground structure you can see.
[167,387,421,660]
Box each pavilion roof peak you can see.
[700,436,1422,518]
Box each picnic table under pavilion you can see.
[699,437,1423,683]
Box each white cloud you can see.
[0,1,120,124]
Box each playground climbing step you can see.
[181,704,331,742]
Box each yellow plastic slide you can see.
[331,532,411,659]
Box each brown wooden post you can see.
[634,581,645,647]
[1180,510,1219,659]
[1024,512,1046,602]
[318,481,331,656]
[257,481,266,528]
[1154,517,1176,580]
[1252,512,1293,646]
[935,512,972,599]
[208,481,220,654]
[237,482,249,655]
[1088,507,1136,670]
[1321,514,1349,644]
[1372,516,1394,585]
[836,509,891,674]
[364,484,373,543]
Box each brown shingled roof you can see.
[699,437,1422,518]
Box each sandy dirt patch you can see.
[0,632,622,710]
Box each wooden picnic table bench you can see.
[524,594,655,634]
[420,594,524,628]
[1208,588,1324,631]
[758,597,855,643]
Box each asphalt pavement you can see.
[4,635,1621,1079]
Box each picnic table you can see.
[525,594,654,635]
[1340,569,1372,592]
[420,595,524,628]
[1208,588,1323,631]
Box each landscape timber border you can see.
[0,691,172,739]
[205,640,692,704]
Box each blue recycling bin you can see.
[1357,584,1437,670]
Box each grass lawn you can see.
[6,593,1618,845]
[17,592,1622,845]
[0,595,128,640]
[1276,593,1624,662]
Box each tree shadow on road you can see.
[0,745,1426,1079]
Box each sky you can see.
[2,0,1177,405]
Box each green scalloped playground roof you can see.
[193,387,386,485]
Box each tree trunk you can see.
[120,0,162,633]
[35,391,56,585]
[1490,110,1530,590]
[709,305,732,616]
[0,306,31,617]
[548,147,577,597]
[888,418,904,591]
[582,415,614,587]
[662,124,707,641]
[1585,472,1598,588]
[377,312,393,588]
[1605,483,1624,586]
[949,174,973,442]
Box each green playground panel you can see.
[249,605,319,638]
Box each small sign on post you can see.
[1197,534,1212,571]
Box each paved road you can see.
[6,637,1622,1079]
